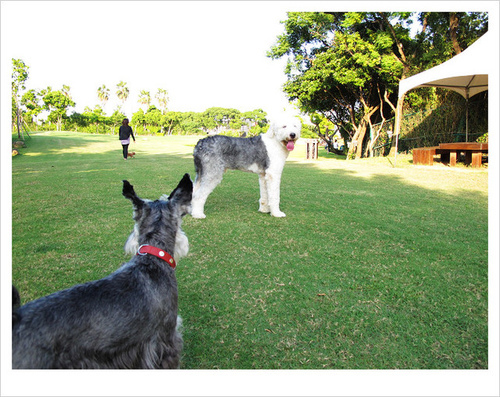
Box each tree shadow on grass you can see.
[12,131,200,161]
[14,131,115,155]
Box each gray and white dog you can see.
[12,174,192,369]
[191,116,301,218]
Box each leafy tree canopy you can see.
[42,89,75,131]
[268,12,488,158]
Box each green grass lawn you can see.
[11,131,488,369]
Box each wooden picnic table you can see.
[438,143,488,168]
[412,142,488,167]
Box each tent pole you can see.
[465,89,469,142]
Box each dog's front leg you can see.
[265,171,286,217]
[258,173,270,213]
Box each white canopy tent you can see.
[396,31,490,143]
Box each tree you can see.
[21,89,43,124]
[97,85,110,113]
[138,90,151,111]
[201,107,241,134]
[116,81,129,108]
[109,109,127,133]
[12,59,30,138]
[68,112,88,131]
[310,113,341,153]
[131,108,146,132]
[268,13,398,158]
[271,13,403,158]
[162,111,182,135]
[242,109,267,126]
[43,89,75,131]
[417,12,488,64]
[83,105,105,133]
[144,106,162,133]
[62,85,72,99]
[155,89,169,114]
[268,12,488,159]
[239,109,268,136]
[177,112,204,135]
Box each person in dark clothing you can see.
[119,118,135,160]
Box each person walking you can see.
[119,118,135,160]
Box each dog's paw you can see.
[271,211,286,218]
[258,205,270,213]
[190,211,206,219]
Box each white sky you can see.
[2,1,497,121]
[2,1,300,120]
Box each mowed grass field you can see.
[10,131,489,369]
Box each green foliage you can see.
[116,81,129,104]
[82,105,106,133]
[68,112,87,129]
[296,123,316,139]
[18,95,270,136]
[416,12,488,69]
[145,106,162,133]
[11,60,271,138]
[12,59,29,95]
[122,107,271,136]
[268,12,488,159]
[21,89,43,123]
[476,133,488,143]
[162,111,182,135]
[97,84,110,109]
[12,59,31,137]
[109,109,127,127]
[42,89,75,131]
[371,91,488,156]
[138,90,151,110]
[155,88,169,114]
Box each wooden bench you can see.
[413,143,488,167]
[412,146,444,166]
[438,143,488,168]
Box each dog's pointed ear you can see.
[167,174,193,212]
[122,180,145,210]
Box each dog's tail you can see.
[12,285,21,325]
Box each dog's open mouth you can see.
[283,139,296,151]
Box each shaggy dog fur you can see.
[12,174,192,369]
[191,116,301,218]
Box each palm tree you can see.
[138,90,151,111]
[62,85,72,100]
[116,81,129,106]
[97,85,110,112]
[155,88,169,114]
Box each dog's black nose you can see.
[290,133,296,139]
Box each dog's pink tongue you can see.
[286,141,295,151]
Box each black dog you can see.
[12,174,192,369]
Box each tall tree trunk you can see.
[16,108,22,139]
[347,119,369,159]
[347,102,379,159]
[355,119,369,159]
[388,95,405,157]
[449,13,462,55]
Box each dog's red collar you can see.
[137,245,176,269]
